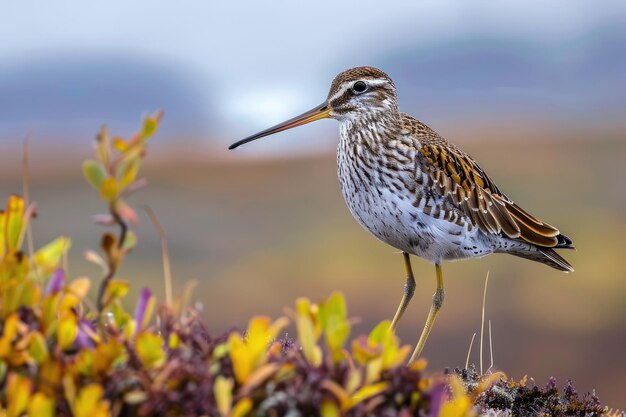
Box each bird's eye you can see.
[351,81,368,94]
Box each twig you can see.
[465,332,476,370]
[480,271,490,375]
[143,206,173,306]
[96,202,127,311]
[110,204,127,250]
[97,268,116,312]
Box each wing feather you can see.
[419,142,561,247]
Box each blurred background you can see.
[1,0,625,407]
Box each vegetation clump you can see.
[454,367,616,416]
[0,114,619,416]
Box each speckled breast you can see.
[335,124,494,264]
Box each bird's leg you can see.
[390,252,416,333]
[409,263,445,362]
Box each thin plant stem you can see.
[480,271,490,375]
[22,133,39,280]
[465,332,476,370]
[96,202,127,311]
[488,319,494,372]
[144,206,173,307]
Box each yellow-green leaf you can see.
[232,398,253,417]
[82,160,107,190]
[214,376,233,417]
[0,314,20,357]
[297,314,322,366]
[368,321,390,344]
[109,301,132,331]
[0,359,6,381]
[27,332,49,363]
[58,293,81,314]
[28,392,55,417]
[366,320,407,370]
[135,332,165,368]
[228,316,288,384]
[246,317,272,357]
[93,339,127,374]
[63,374,76,410]
[34,236,71,277]
[7,372,31,417]
[351,382,388,408]
[18,279,41,309]
[324,291,346,320]
[365,356,383,385]
[57,314,78,350]
[117,157,141,189]
[321,400,340,417]
[439,376,474,417]
[74,384,110,417]
[0,277,20,319]
[74,348,95,377]
[345,368,362,395]
[0,210,6,257]
[228,334,250,383]
[99,177,119,202]
[168,332,180,349]
[142,115,158,139]
[102,279,129,308]
[322,292,350,363]
[296,298,322,367]
[5,195,26,252]
[41,293,60,331]
[112,137,127,152]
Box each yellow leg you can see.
[409,263,445,362]
[390,252,416,332]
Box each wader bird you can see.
[229,66,574,361]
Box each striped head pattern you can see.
[327,66,399,121]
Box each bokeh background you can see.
[2,1,625,407]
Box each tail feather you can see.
[555,233,575,249]
[538,248,574,272]
[507,246,574,272]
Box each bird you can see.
[228,66,574,362]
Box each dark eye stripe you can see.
[330,82,377,108]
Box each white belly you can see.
[338,163,494,264]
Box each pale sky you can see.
[2,1,625,152]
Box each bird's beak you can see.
[228,101,331,150]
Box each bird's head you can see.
[229,66,398,150]
[326,66,398,121]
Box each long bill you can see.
[228,101,331,150]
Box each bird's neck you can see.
[339,110,400,150]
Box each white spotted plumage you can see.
[337,116,498,264]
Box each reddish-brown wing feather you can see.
[418,141,561,247]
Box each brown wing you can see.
[419,142,561,247]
